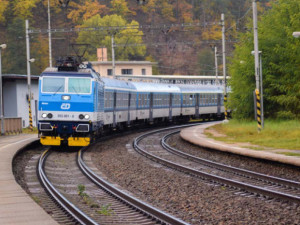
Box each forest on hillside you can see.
[0,0,271,75]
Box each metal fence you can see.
[0,117,22,135]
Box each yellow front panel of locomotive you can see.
[40,136,62,146]
[68,137,90,146]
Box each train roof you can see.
[131,82,181,93]
[102,78,136,91]
[177,84,224,93]
[41,67,100,78]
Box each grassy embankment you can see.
[205,120,300,152]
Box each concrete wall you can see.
[3,80,17,117]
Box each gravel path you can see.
[88,132,300,225]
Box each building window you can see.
[121,69,133,75]
[107,69,112,76]
[142,68,146,75]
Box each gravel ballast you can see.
[89,132,300,225]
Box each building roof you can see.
[3,74,40,80]
[90,61,157,65]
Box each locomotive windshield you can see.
[68,78,91,94]
[42,77,65,93]
[42,77,91,94]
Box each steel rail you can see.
[37,150,98,225]
[133,126,300,204]
[162,130,300,189]
[78,149,189,225]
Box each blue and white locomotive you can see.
[38,58,224,146]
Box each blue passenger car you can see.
[102,78,136,128]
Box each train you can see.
[38,57,225,146]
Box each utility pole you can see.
[26,20,33,131]
[111,34,116,79]
[221,13,228,121]
[214,46,219,85]
[0,43,6,135]
[252,0,263,131]
[48,0,52,67]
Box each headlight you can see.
[79,114,84,119]
[84,114,90,119]
[62,95,71,100]
[42,113,47,118]
[47,113,53,118]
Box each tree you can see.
[228,0,300,119]
[197,47,215,75]
[110,0,136,18]
[67,0,107,24]
[12,0,39,19]
[2,18,27,74]
[77,14,146,61]
[0,0,9,23]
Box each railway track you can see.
[37,148,188,225]
[14,147,76,225]
[133,125,300,204]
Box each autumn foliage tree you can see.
[77,14,146,61]
[0,0,272,75]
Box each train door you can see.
[217,93,222,115]
[113,91,117,128]
[149,93,153,123]
[169,93,173,121]
[127,92,131,126]
[195,93,200,119]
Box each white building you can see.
[90,48,157,77]
[3,74,39,127]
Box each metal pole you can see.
[214,46,219,85]
[0,48,4,135]
[259,52,264,128]
[26,20,33,130]
[48,0,52,67]
[252,0,262,131]
[111,34,116,79]
[221,13,228,120]
[252,0,260,91]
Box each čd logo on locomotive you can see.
[61,103,71,110]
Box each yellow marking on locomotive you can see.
[68,137,90,146]
[40,136,63,146]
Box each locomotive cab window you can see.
[68,78,91,94]
[42,77,65,93]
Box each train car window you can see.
[190,94,194,105]
[68,78,91,94]
[177,94,180,106]
[104,92,108,108]
[42,77,65,93]
[201,94,203,105]
[109,92,113,108]
[138,94,141,107]
[215,94,217,104]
